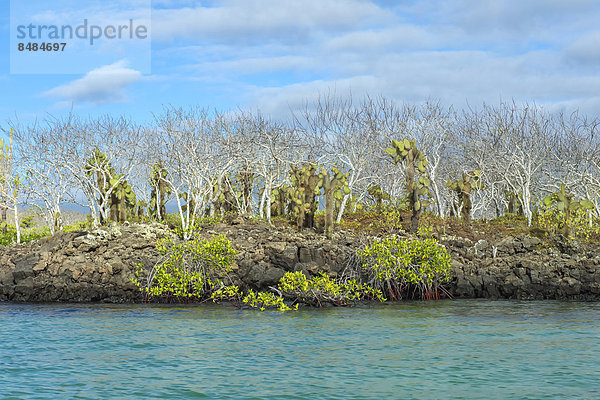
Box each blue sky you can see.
[2,0,600,126]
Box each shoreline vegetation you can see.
[1,211,599,307]
[0,98,599,307]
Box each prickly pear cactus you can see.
[446,170,482,221]
[289,164,322,230]
[235,169,254,215]
[505,190,523,216]
[367,185,391,212]
[84,149,117,224]
[270,184,293,217]
[110,175,136,222]
[385,139,432,233]
[543,184,594,234]
[150,162,171,220]
[320,166,351,238]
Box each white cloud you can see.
[565,31,600,66]
[185,1,597,120]
[43,61,143,104]
[193,55,317,75]
[247,77,381,118]
[243,48,600,120]
[326,26,447,52]
[152,0,394,44]
[7,1,600,123]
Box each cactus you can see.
[543,184,594,234]
[385,138,432,233]
[85,148,112,191]
[84,150,137,223]
[179,191,197,216]
[289,164,323,231]
[110,176,136,222]
[320,167,351,238]
[213,176,236,215]
[236,169,254,215]
[84,149,113,224]
[446,170,483,222]
[367,185,391,212]
[210,171,255,217]
[135,201,147,218]
[505,190,523,216]
[269,184,293,217]
[149,162,171,221]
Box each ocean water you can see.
[0,300,598,399]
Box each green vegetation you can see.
[242,289,295,311]
[321,167,351,239]
[0,225,50,246]
[131,234,239,302]
[385,139,432,233]
[5,101,600,310]
[0,215,50,245]
[289,164,322,230]
[149,162,170,221]
[131,231,451,310]
[446,170,483,221]
[358,236,452,300]
[540,184,595,237]
[162,212,224,239]
[538,207,600,241]
[367,185,391,212]
[85,149,138,224]
[277,271,385,306]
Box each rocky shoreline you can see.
[1,222,599,303]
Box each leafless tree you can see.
[12,120,75,234]
[155,106,233,238]
[0,128,21,242]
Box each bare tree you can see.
[35,114,143,226]
[295,95,390,221]
[246,113,297,224]
[477,103,554,225]
[155,106,233,238]
[0,128,21,242]
[12,121,75,234]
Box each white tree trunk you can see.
[14,202,20,244]
[265,181,272,225]
[335,171,356,223]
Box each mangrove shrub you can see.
[358,236,452,300]
[132,234,239,302]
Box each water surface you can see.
[1,300,598,399]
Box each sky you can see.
[1,0,600,127]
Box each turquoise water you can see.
[1,301,599,399]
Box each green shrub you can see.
[19,215,36,229]
[132,231,452,308]
[358,236,452,300]
[242,289,295,311]
[277,271,384,306]
[244,237,451,311]
[21,228,51,243]
[537,207,600,241]
[63,216,95,232]
[241,271,384,311]
[0,226,51,246]
[131,234,239,302]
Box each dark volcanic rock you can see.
[1,221,599,303]
[0,223,173,303]
[444,234,600,301]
